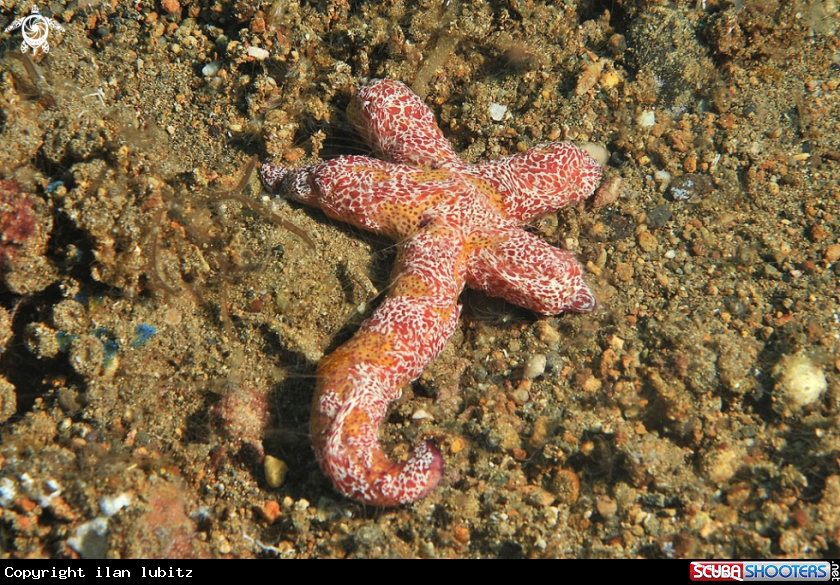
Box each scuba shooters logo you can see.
[5,6,65,55]
[691,561,838,582]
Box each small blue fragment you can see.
[131,324,157,348]
[56,331,77,353]
[91,327,120,367]
[73,290,89,306]
[91,327,108,339]
[46,180,64,194]
[102,339,120,368]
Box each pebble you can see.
[669,173,713,201]
[596,495,618,519]
[453,524,470,543]
[774,353,827,412]
[702,442,745,484]
[582,375,602,393]
[202,60,221,77]
[449,436,466,454]
[163,307,182,326]
[521,485,556,507]
[592,175,622,208]
[534,321,560,347]
[488,103,508,122]
[529,416,550,448]
[511,386,530,405]
[654,169,672,188]
[215,534,231,555]
[522,353,547,379]
[647,203,673,228]
[411,408,434,420]
[637,231,658,253]
[161,0,180,14]
[247,46,270,61]
[825,243,840,263]
[264,455,289,488]
[99,493,132,517]
[576,59,604,95]
[637,110,656,127]
[669,176,696,200]
[550,468,580,504]
[615,262,634,282]
[250,17,266,33]
[260,500,282,523]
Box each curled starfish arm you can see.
[466,227,596,314]
[311,227,466,506]
[472,142,603,224]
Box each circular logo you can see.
[21,12,50,52]
[5,7,65,55]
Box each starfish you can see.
[260,79,602,506]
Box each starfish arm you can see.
[469,142,603,223]
[311,227,466,506]
[348,78,461,169]
[466,227,596,314]
[262,156,455,240]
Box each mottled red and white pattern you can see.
[261,79,602,506]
